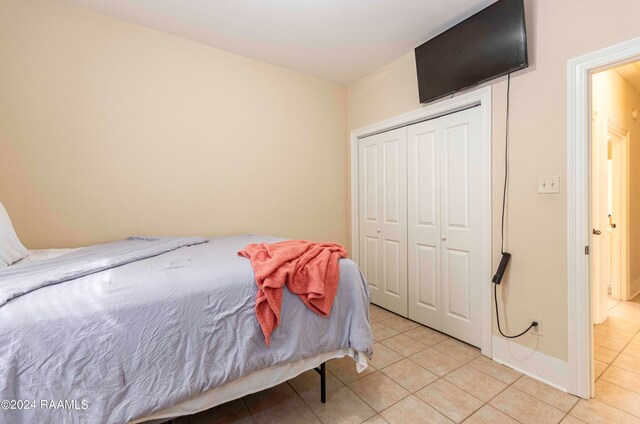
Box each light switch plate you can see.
[538,176,559,194]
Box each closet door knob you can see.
[377,229,381,234]
[441,235,446,241]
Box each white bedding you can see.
[20,247,368,423]
[13,248,79,265]
[0,202,29,267]
[1,235,374,424]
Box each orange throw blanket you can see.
[238,240,348,345]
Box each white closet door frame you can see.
[350,86,492,357]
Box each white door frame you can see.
[567,35,640,398]
[350,86,492,356]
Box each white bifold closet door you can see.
[407,106,481,347]
[358,127,408,316]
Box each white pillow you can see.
[0,202,29,267]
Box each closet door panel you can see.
[358,128,407,316]
[362,236,379,291]
[383,139,400,224]
[444,125,470,230]
[442,248,471,321]
[363,143,379,223]
[440,107,481,347]
[408,121,442,329]
[415,244,438,310]
[384,240,401,296]
[359,138,381,293]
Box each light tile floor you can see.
[172,303,640,424]
[591,295,640,423]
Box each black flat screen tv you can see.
[415,0,528,104]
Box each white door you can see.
[408,107,482,347]
[607,126,628,301]
[358,128,408,316]
[439,108,482,347]
[591,114,609,324]
[407,118,442,330]
[609,132,621,300]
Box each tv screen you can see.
[415,0,528,104]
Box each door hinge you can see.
[585,245,590,255]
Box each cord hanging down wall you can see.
[492,73,538,339]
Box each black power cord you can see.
[495,284,538,338]
[500,74,511,256]
[494,73,538,339]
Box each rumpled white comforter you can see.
[0,235,373,424]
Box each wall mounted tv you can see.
[415,0,528,104]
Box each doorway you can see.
[590,63,640,399]
[591,98,631,326]
[567,35,640,399]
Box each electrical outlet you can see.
[538,176,559,194]
[531,318,543,336]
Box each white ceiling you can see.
[59,0,495,84]
[616,61,640,94]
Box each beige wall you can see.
[0,0,349,249]
[592,69,640,296]
[348,0,640,361]
[4,0,640,364]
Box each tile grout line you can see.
[296,369,360,424]
[348,376,408,423]
[589,301,640,421]
[563,299,640,423]
[374,305,503,414]
[373,310,509,423]
[594,301,640,370]
[362,310,466,422]
[503,384,572,423]
[239,397,255,423]
[457,385,518,423]
[372,304,575,423]
[458,373,577,424]
[594,319,640,382]
[565,399,584,423]
[286,377,332,424]
[208,302,640,423]
[599,365,640,390]
[370,302,640,422]
[459,375,524,423]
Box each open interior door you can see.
[591,112,609,325]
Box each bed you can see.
[0,234,373,424]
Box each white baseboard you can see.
[629,281,640,301]
[492,336,569,392]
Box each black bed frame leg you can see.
[320,362,326,403]
[314,362,327,403]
